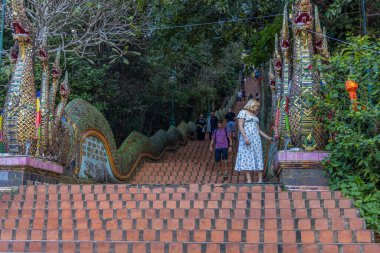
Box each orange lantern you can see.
[345,80,358,100]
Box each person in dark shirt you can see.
[248,94,254,100]
[225,108,236,137]
[241,89,246,101]
[207,111,218,140]
[196,114,207,140]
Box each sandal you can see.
[223,170,229,177]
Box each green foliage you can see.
[325,0,355,19]
[314,36,380,233]
[145,0,253,124]
[246,16,282,67]
[318,0,380,41]
[66,58,116,113]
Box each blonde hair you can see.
[243,99,260,111]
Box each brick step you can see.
[137,168,236,173]
[2,192,348,202]
[139,167,235,171]
[133,173,236,178]
[131,175,235,180]
[160,157,237,160]
[128,181,240,185]
[0,199,355,210]
[142,161,227,166]
[0,241,378,253]
[0,229,374,243]
[162,152,235,155]
[162,147,216,151]
[128,180,245,185]
[152,155,230,158]
[162,150,214,152]
[0,217,366,230]
[141,162,236,166]
[0,193,353,204]
[141,164,222,169]
[134,177,241,181]
[129,180,241,185]
[17,183,348,193]
[153,163,236,166]
[16,184,283,194]
[132,174,239,180]
[130,176,245,182]
[152,158,216,161]
[159,152,214,155]
[3,193,349,203]
[135,172,237,177]
[130,177,241,183]
[157,161,237,165]
[0,208,360,220]
[132,174,237,179]
[161,151,216,154]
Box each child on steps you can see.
[209,120,232,177]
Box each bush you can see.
[315,36,380,233]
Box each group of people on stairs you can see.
[196,98,274,184]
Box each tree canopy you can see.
[0,0,378,144]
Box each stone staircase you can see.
[0,184,379,252]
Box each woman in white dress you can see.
[235,99,273,183]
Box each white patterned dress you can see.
[234,110,264,171]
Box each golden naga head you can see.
[11,0,34,43]
[12,22,30,49]
[274,34,282,74]
[281,4,290,52]
[270,80,276,92]
[294,0,312,29]
[38,48,48,62]
[275,59,282,73]
[299,0,311,12]
[52,49,62,79]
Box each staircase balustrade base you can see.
[274,151,330,186]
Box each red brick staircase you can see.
[130,78,258,185]
[0,184,379,252]
[130,140,247,184]
[0,78,378,252]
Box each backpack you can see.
[213,128,230,146]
